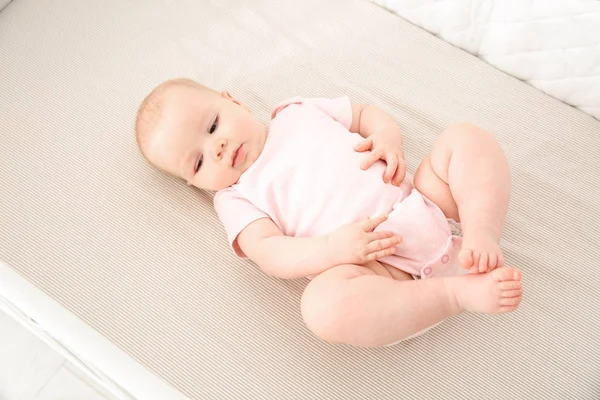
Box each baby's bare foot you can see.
[446,267,523,314]
[458,229,504,273]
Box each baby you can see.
[135,78,523,348]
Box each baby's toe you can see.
[488,253,498,270]
[499,296,522,307]
[473,251,481,268]
[498,280,522,290]
[478,253,489,273]
[492,267,522,283]
[458,248,474,269]
[468,251,481,273]
[500,289,522,298]
[497,252,505,268]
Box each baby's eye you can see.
[209,115,218,134]
[194,155,203,173]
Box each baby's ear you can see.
[221,90,234,100]
[221,90,251,112]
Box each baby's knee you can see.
[300,268,360,343]
[301,284,344,343]
[443,122,494,143]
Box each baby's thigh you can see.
[414,153,459,221]
[301,262,410,321]
[300,262,406,342]
[300,264,373,335]
[307,261,396,284]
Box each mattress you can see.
[0,0,11,13]
[1,0,599,399]
[371,0,600,120]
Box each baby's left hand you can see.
[354,131,406,186]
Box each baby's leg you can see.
[414,123,511,273]
[301,262,522,347]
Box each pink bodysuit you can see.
[214,97,464,279]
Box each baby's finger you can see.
[366,236,402,253]
[368,231,393,241]
[366,247,396,261]
[353,137,373,152]
[384,155,398,183]
[362,214,388,231]
[391,161,406,186]
[361,149,383,170]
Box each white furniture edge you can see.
[0,260,189,400]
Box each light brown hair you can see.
[135,78,212,163]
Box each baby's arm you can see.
[237,216,401,280]
[237,218,333,280]
[350,103,406,185]
[350,103,403,143]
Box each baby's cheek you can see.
[203,173,223,191]
[235,116,259,137]
[202,167,238,191]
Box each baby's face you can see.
[147,85,267,190]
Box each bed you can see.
[1,0,599,398]
[372,0,600,120]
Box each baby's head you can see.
[135,78,267,190]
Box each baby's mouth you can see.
[231,145,244,167]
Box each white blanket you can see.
[372,0,600,119]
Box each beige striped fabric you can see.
[1,0,599,398]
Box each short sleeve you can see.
[271,96,352,130]
[213,188,269,258]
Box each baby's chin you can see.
[194,177,239,191]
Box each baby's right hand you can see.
[326,215,402,266]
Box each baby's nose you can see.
[213,139,227,160]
